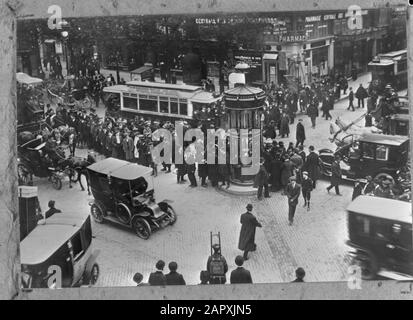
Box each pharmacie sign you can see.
[278,34,307,42]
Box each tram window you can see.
[139,98,158,112]
[363,144,375,159]
[376,145,388,161]
[356,216,370,235]
[397,59,407,73]
[160,98,169,113]
[180,102,188,115]
[170,98,178,114]
[123,97,137,110]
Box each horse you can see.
[70,153,97,195]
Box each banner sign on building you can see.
[234,51,262,68]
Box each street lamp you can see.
[61,31,70,77]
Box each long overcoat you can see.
[303,152,320,181]
[238,212,262,252]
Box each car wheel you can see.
[51,175,62,190]
[354,252,378,280]
[132,217,151,240]
[91,204,105,224]
[166,205,177,226]
[374,173,395,186]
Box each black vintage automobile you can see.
[319,133,409,185]
[87,158,177,239]
[346,195,413,280]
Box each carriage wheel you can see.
[51,174,62,190]
[132,217,151,240]
[374,173,395,186]
[166,205,178,226]
[18,164,31,186]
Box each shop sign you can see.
[234,51,262,68]
[305,16,321,22]
[195,16,287,26]
[278,34,307,43]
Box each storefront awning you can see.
[263,53,278,60]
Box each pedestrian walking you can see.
[301,171,313,211]
[347,87,355,111]
[355,84,368,108]
[295,119,306,147]
[326,155,342,196]
[206,244,228,284]
[285,176,301,226]
[303,146,320,189]
[198,159,208,187]
[148,260,167,286]
[307,102,318,129]
[230,256,253,284]
[238,204,262,260]
[280,113,290,138]
[165,262,186,285]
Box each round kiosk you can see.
[223,84,266,185]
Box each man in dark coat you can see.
[255,161,270,200]
[238,204,262,260]
[303,146,320,189]
[230,256,253,284]
[307,102,318,129]
[301,171,313,211]
[148,260,167,286]
[362,175,376,195]
[327,155,342,195]
[165,261,186,285]
[292,268,306,282]
[355,84,368,108]
[347,87,355,111]
[285,176,301,226]
[295,119,306,147]
[279,113,290,138]
[352,179,363,201]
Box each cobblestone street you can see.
[34,73,397,287]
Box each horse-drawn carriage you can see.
[17,134,78,190]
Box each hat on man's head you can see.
[302,171,308,176]
[246,204,253,211]
[289,176,297,182]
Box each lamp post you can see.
[61,31,69,77]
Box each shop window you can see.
[139,96,158,112]
[170,98,179,114]
[363,144,375,159]
[123,97,137,110]
[160,97,169,113]
[376,145,388,161]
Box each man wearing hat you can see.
[230,256,253,284]
[295,119,306,148]
[255,158,270,200]
[374,179,395,199]
[238,204,262,260]
[326,155,342,196]
[362,175,376,195]
[44,200,62,219]
[285,176,301,225]
[301,171,313,211]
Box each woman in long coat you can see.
[122,132,135,162]
[279,113,290,138]
[238,205,262,260]
[270,156,283,191]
